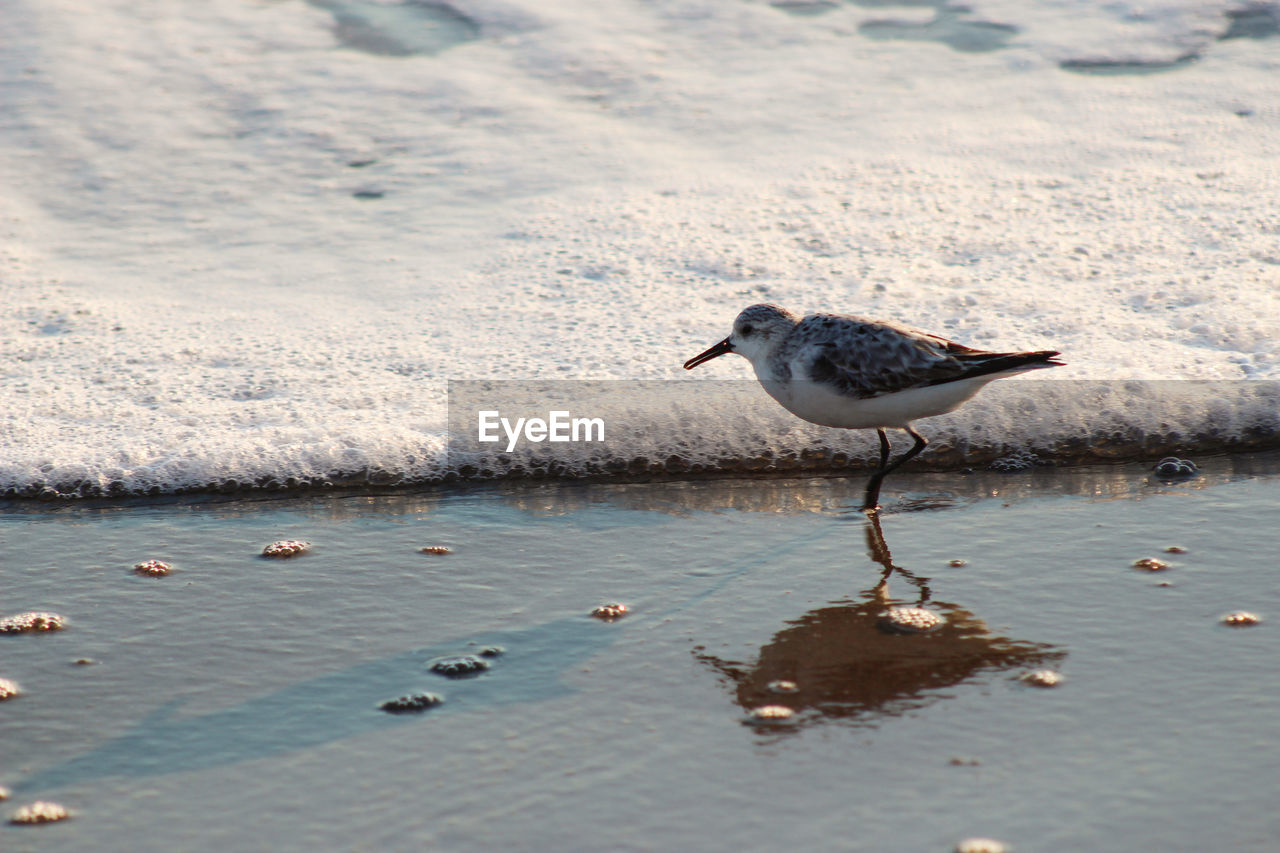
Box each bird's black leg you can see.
[883,426,929,475]
[861,426,929,513]
[861,428,893,513]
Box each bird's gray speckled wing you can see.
[772,314,969,399]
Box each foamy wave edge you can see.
[4,381,1278,500]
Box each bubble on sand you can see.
[766,679,799,694]
[73,658,97,665]
[591,602,629,620]
[1221,611,1261,627]
[429,655,490,677]
[955,839,1007,853]
[1132,557,1170,571]
[877,606,944,634]
[420,546,452,555]
[379,692,444,713]
[1153,457,1199,479]
[476,645,505,658]
[0,678,20,700]
[262,540,311,558]
[9,801,71,825]
[0,612,67,634]
[948,558,968,568]
[0,786,7,800]
[133,559,172,577]
[1019,669,1063,687]
[1165,545,1188,554]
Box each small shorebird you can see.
[683,304,1063,512]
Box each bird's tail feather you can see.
[937,350,1064,385]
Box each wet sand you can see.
[2,453,1278,851]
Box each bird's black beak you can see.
[683,337,734,370]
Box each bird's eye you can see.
[739,324,754,336]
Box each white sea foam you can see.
[2,0,1277,496]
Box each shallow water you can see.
[3,453,1278,851]
[4,0,1279,498]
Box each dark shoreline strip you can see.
[5,431,1280,504]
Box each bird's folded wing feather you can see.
[787,318,967,399]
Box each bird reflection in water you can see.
[695,514,1063,731]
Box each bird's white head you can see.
[683,304,800,370]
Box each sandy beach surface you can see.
[3,453,1277,851]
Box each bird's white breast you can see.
[755,373,997,429]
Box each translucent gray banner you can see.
[446,380,1280,481]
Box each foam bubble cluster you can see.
[878,607,946,634]
[262,541,311,559]
[9,801,71,825]
[0,612,67,634]
[429,655,489,677]
[133,559,173,577]
[379,693,445,713]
